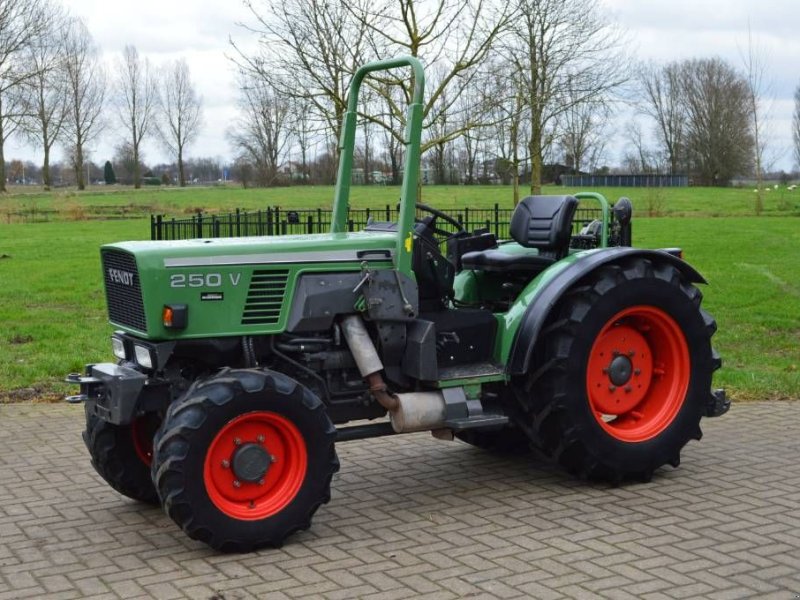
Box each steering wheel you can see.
[414,202,465,239]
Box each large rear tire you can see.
[519,258,719,483]
[82,408,160,504]
[151,369,339,552]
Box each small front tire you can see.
[152,369,339,552]
[83,408,160,504]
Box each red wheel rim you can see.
[203,411,307,520]
[131,415,156,466]
[586,305,690,442]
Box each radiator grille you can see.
[242,270,290,325]
[101,250,147,331]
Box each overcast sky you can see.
[8,0,800,172]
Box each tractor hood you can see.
[100,231,397,339]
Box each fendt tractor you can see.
[68,57,729,552]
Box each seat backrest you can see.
[509,195,578,258]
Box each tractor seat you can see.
[461,195,578,274]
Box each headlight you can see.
[133,344,154,370]
[111,336,127,360]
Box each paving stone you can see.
[0,401,798,599]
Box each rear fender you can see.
[502,247,706,376]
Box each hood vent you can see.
[241,269,290,325]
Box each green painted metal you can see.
[330,56,425,277]
[491,250,605,365]
[574,191,610,247]
[107,231,396,339]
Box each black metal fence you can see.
[151,204,604,241]
[561,174,688,187]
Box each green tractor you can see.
[68,57,728,552]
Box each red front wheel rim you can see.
[131,415,157,466]
[586,306,690,442]
[204,411,307,520]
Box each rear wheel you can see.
[83,408,160,504]
[152,369,338,552]
[520,258,719,482]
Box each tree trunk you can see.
[76,144,85,190]
[0,141,6,193]
[133,144,141,189]
[43,146,51,190]
[178,148,186,187]
[529,134,542,195]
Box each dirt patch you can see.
[9,334,33,345]
[0,387,62,404]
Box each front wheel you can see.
[521,258,719,482]
[83,409,160,504]
[151,369,338,552]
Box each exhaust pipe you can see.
[340,315,447,432]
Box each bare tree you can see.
[794,81,800,170]
[115,45,156,189]
[681,58,753,186]
[352,0,511,157]
[62,16,105,190]
[0,0,50,191]
[505,0,627,194]
[228,71,291,186]
[741,27,773,214]
[234,0,371,182]
[157,59,202,187]
[637,61,685,175]
[559,75,610,174]
[21,5,68,190]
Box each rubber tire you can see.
[151,368,339,552]
[82,408,160,504]
[455,427,531,454]
[520,257,719,483]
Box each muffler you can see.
[340,315,448,433]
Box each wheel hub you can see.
[232,443,272,483]
[608,355,633,386]
[587,323,653,415]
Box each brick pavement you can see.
[0,401,798,600]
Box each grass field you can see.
[4,181,800,219]
[1,184,798,403]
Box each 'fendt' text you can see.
[107,268,135,286]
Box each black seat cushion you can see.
[461,248,555,273]
[510,195,578,256]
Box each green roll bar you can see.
[574,191,610,248]
[330,56,425,277]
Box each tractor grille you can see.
[101,249,147,332]
[242,270,290,325]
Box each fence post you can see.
[385,204,391,221]
[494,203,500,237]
[236,208,241,237]
[348,219,354,232]
[317,208,322,233]
[196,213,203,238]
[464,206,469,231]
[307,215,313,234]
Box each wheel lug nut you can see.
[258,478,265,486]
[233,437,241,446]
[608,385,617,392]
[269,455,277,463]
[257,434,265,443]
[628,350,636,357]
[634,369,641,376]
[624,385,632,393]
[602,368,609,374]
[613,349,620,356]
[221,459,230,469]
[233,480,241,488]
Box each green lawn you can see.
[4,182,800,219]
[1,184,798,402]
